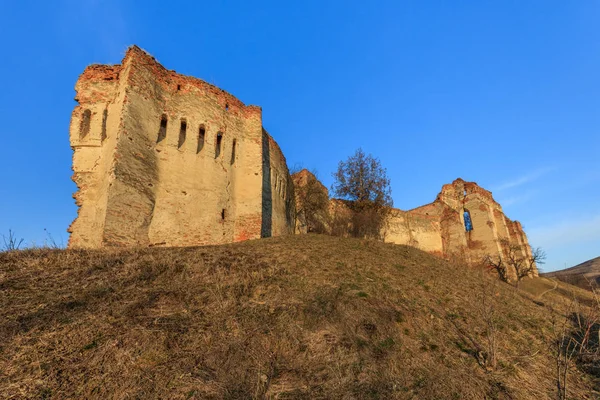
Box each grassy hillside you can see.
[543,256,600,291]
[0,235,597,399]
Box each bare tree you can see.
[483,254,511,283]
[484,240,545,288]
[515,246,546,287]
[331,148,393,240]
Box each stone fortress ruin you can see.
[69,46,294,248]
[68,46,536,275]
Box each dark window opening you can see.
[215,132,223,158]
[101,109,108,142]
[178,119,187,149]
[221,209,226,220]
[79,109,91,139]
[197,125,205,154]
[225,104,229,111]
[177,84,181,91]
[157,114,168,143]
[464,210,473,232]
[230,139,236,164]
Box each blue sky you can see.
[0,0,598,271]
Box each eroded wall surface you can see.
[388,179,537,275]
[69,46,294,248]
[292,172,537,276]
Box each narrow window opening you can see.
[463,189,467,196]
[157,114,168,143]
[215,132,223,158]
[464,210,473,232]
[178,119,187,149]
[197,125,205,154]
[101,109,108,142]
[221,209,226,220]
[225,104,229,111]
[79,109,91,139]
[230,139,236,164]
[177,84,181,91]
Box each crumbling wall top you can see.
[121,45,260,119]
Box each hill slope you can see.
[543,256,600,291]
[0,235,597,399]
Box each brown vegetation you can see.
[0,235,598,399]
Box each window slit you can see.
[157,114,168,143]
[178,119,187,149]
[230,139,236,164]
[101,109,108,142]
[197,125,205,154]
[79,109,91,139]
[215,132,223,158]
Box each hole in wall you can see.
[178,119,187,149]
[225,104,229,111]
[197,125,205,154]
[464,210,473,232]
[221,209,226,220]
[79,109,91,139]
[157,114,168,143]
[215,132,223,158]
[177,84,181,91]
[230,139,236,165]
[101,109,108,142]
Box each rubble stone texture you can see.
[68,46,295,248]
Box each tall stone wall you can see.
[69,46,295,248]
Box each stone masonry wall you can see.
[292,172,537,277]
[69,46,294,248]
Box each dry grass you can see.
[0,234,597,399]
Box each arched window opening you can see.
[157,114,168,144]
[197,125,205,154]
[464,210,473,232]
[79,109,91,139]
[230,139,236,165]
[178,119,187,149]
[215,132,223,158]
[101,109,108,142]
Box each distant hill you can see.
[0,235,597,398]
[543,256,600,291]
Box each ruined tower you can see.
[68,46,295,248]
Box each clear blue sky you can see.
[0,1,598,272]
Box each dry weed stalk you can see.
[550,290,600,400]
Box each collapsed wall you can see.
[68,46,295,248]
[386,178,535,273]
[293,171,537,277]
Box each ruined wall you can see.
[292,172,537,276]
[69,46,294,248]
